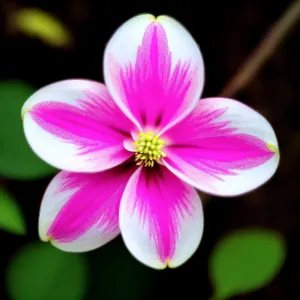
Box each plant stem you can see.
[220,0,300,98]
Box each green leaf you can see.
[209,228,286,300]
[6,242,88,300]
[0,80,56,179]
[14,8,73,48]
[0,189,26,235]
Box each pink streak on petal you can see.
[109,22,199,131]
[47,165,134,243]
[164,104,275,180]
[131,167,195,263]
[30,89,133,165]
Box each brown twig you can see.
[220,0,300,98]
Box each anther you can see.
[133,131,166,167]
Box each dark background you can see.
[1,0,299,299]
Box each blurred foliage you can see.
[0,188,26,235]
[209,228,286,300]
[14,8,73,48]
[88,239,153,300]
[0,80,56,179]
[6,242,88,300]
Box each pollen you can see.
[133,132,166,167]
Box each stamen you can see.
[133,132,166,167]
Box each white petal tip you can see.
[39,227,51,241]
[266,142,279,155]
[166,260,186,269]
[155,15,171,22]
[150,263,168,270]
[38,225,50,242]
[40,235,51,243]
[145,13,156,21]
[141,257,192,270]
[21,108,30,120]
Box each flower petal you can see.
[22,79,134,172]
[39,165,134,252]
[104,14,204,133]
[119,166,203,269]
[163,97,279,196]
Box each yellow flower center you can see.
[133,132,166,167]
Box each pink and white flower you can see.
[21,14,279,269]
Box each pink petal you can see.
[39,165,134,252]
[104,14,204,133]
[119,166,203,269]
[163,97,279,196]
[22,80,134,172]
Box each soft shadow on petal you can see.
[23,79,134,172]
[39,165,134,252]
[104,14,204,133]
[119,165,203,269]
[163,98,279,196]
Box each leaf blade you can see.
[0,189,26,235]
[14,8,73,48]
[0,80,56,179]
[209,228,286,300]
[6,242,88,300]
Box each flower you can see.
[21,14,279,269]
